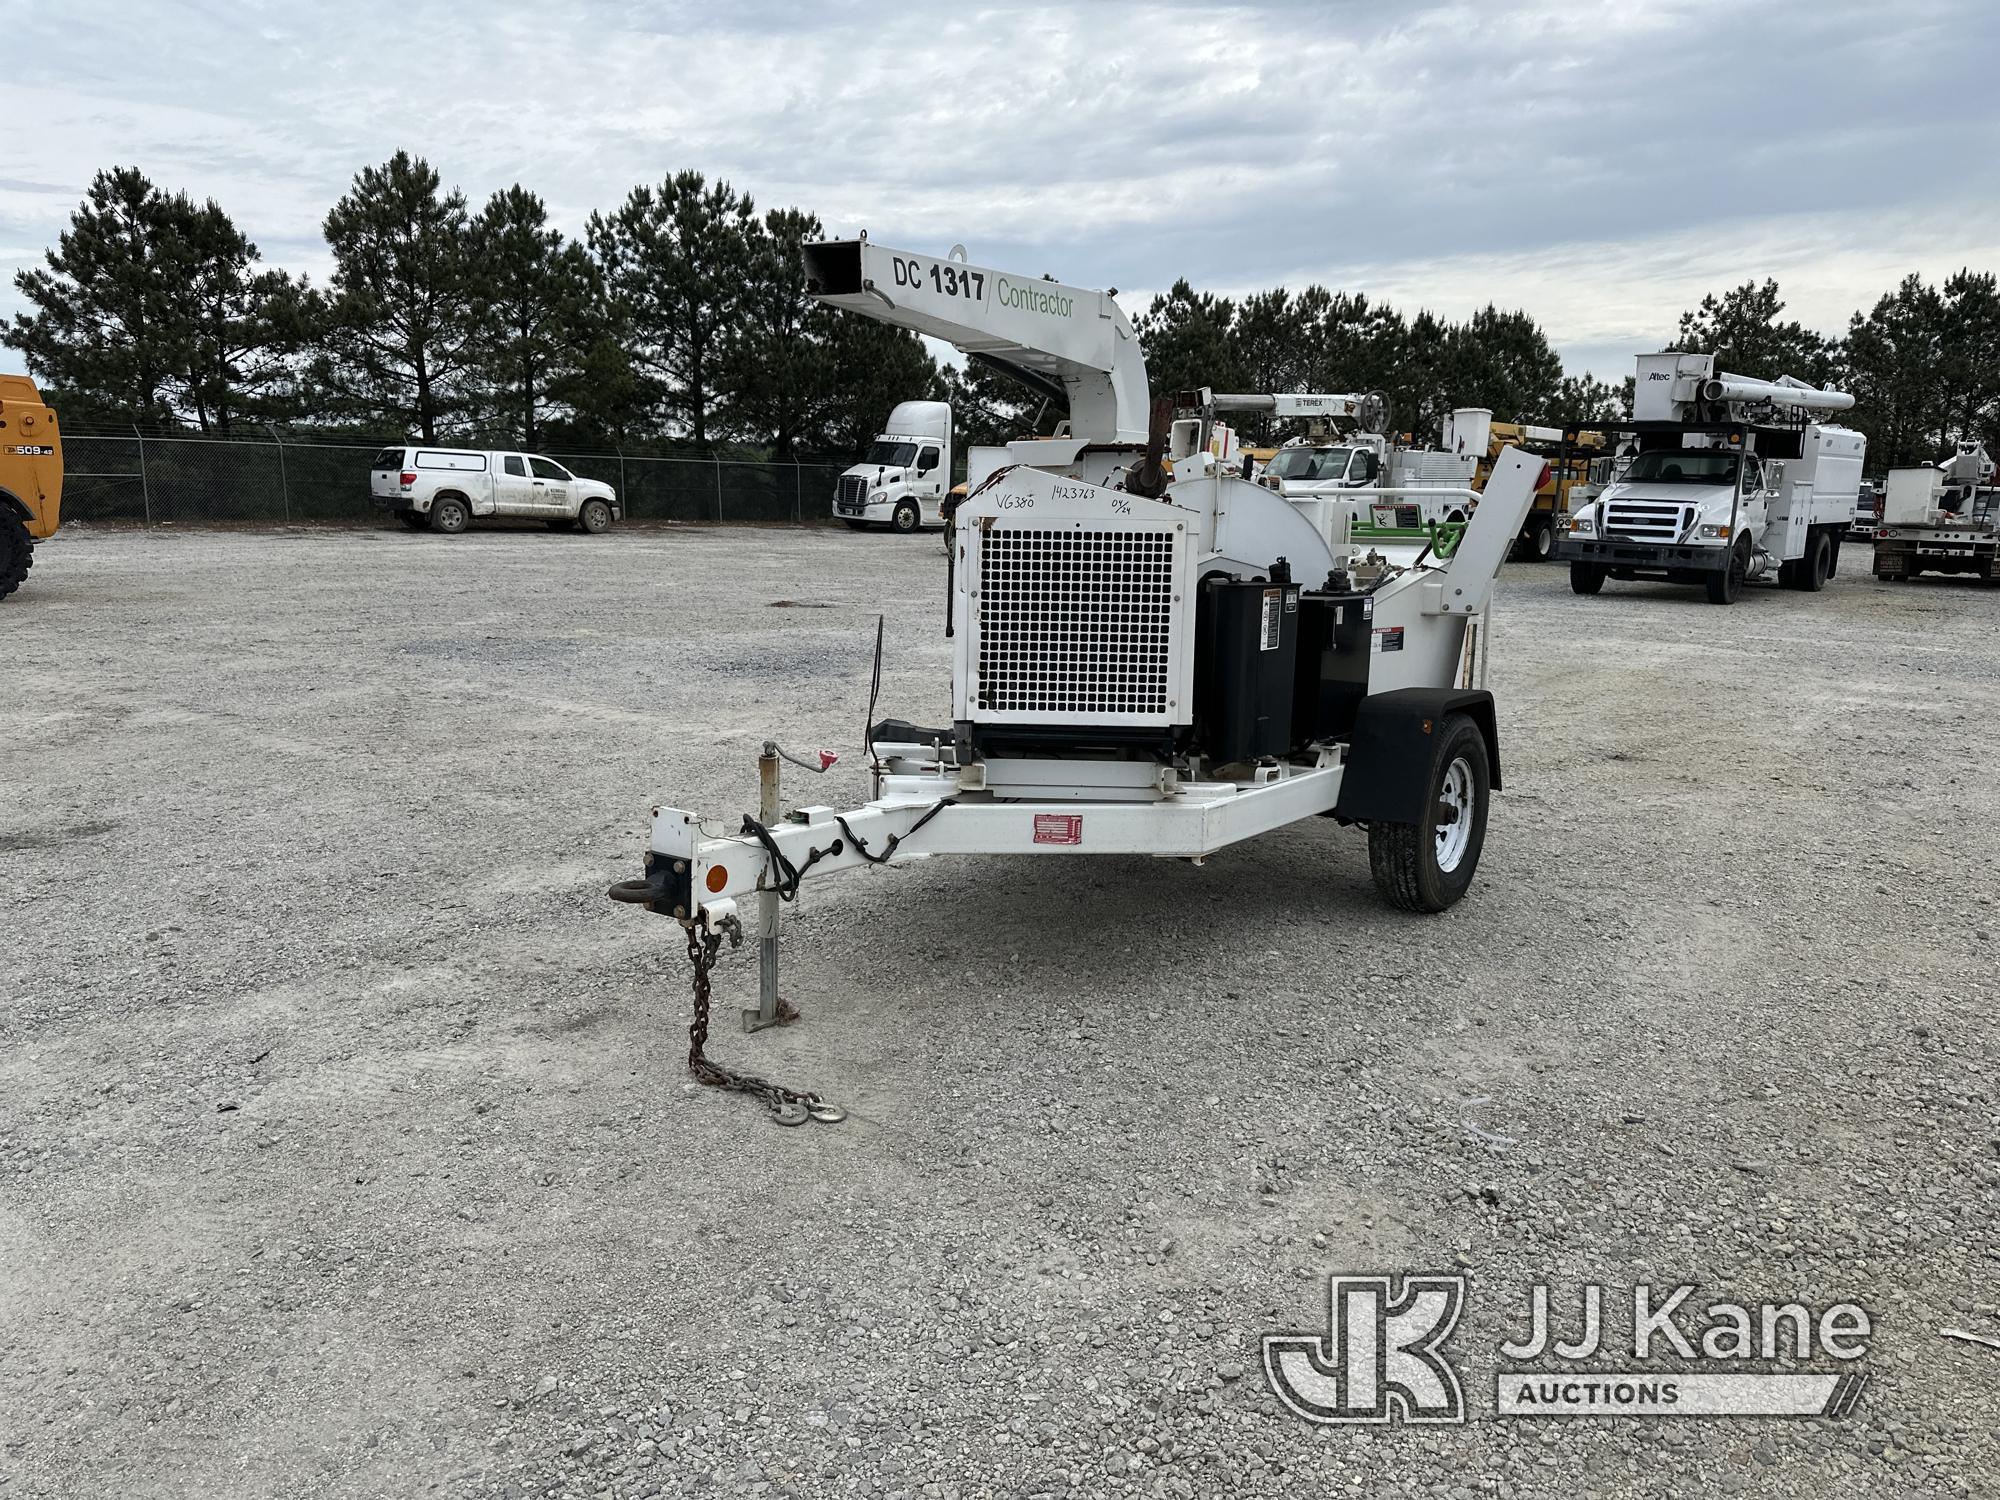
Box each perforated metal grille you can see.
[976,528,1176,716]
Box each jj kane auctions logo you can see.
[1265,1276,1871,1424]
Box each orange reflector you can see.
[705,866,728,893]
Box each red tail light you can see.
[399,471,416,486]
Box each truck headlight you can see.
[1569,516,1593,534]
[1698,523,1731,538]
[871,490,887,501]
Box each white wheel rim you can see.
[1435,757,1474,873]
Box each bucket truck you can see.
[605,236,1543,1118]
[1872,441,2000,582]
[1557,353,1865,605]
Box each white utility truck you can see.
[834,400,952,532]
[608,238,1543,1122]
[369,445,620,535]
[1873,442,2000,583]
[1557,353,1863,604]
[1256,398,1482,532]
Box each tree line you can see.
[9,157,1999,472]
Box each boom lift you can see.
[0,376,63,601]
[608,238,1542,1119]
[1873,441,2000,583]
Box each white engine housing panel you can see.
[954,467,1197,730]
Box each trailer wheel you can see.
[429,496,469,534]
[1368,713,1490,914]
[1705,535,1750,604]
[1569,561,1606,595]
[0,512,33,601]
[892,500,921,534]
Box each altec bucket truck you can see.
[608,238,1542,1117]
[1557,353,1865,604]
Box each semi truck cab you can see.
[834,400,952,533]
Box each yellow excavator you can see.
[0,376,62,601]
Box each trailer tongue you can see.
[609,237,1543,1121]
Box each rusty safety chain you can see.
[683,914,844,1127]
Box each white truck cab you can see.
[834,401,952,533]
[370,446,621,535]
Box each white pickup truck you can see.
[370,446,621,535]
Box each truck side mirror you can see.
[1357,453,1380,483]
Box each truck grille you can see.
[975,528,1176,718]
[837,475,868,510]
[1604,500,1692,543]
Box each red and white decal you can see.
[1032,813,1083,846]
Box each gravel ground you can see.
[3,523,1997,1500]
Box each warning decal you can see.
[1371,626,1406,653]
[1260,588,1282,651]
[1033,813,1083,846]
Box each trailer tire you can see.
[429,496,469,534]
[0,511,33,602]
[1705,535,1750,604]
[1368,713,1489,914]
[892,499,921,534]
[1569,561,1606,595]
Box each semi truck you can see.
[833,400,952,532]
[1557,352,1864,605]
[0,376,62,601]
[1872,443,2000,582]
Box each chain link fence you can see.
[59,431,862,527]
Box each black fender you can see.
[1333,688,1501,825]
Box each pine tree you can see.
[317,153,479,442]
[721,207,837,455]
[170,194,308,432]
[7,167,186,425]
[1668,280,1836,385]
[468,185,595,449]
[1135,281,1245,402]
[589,172,758,448]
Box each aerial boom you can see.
[802,238,1150,443]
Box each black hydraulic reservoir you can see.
[1291,591,1373,746]
[1193,574,1299,764]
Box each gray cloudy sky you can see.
[8,0,1999,382]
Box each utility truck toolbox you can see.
[608,234,1545,1123]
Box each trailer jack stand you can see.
[744,745,797,1033]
